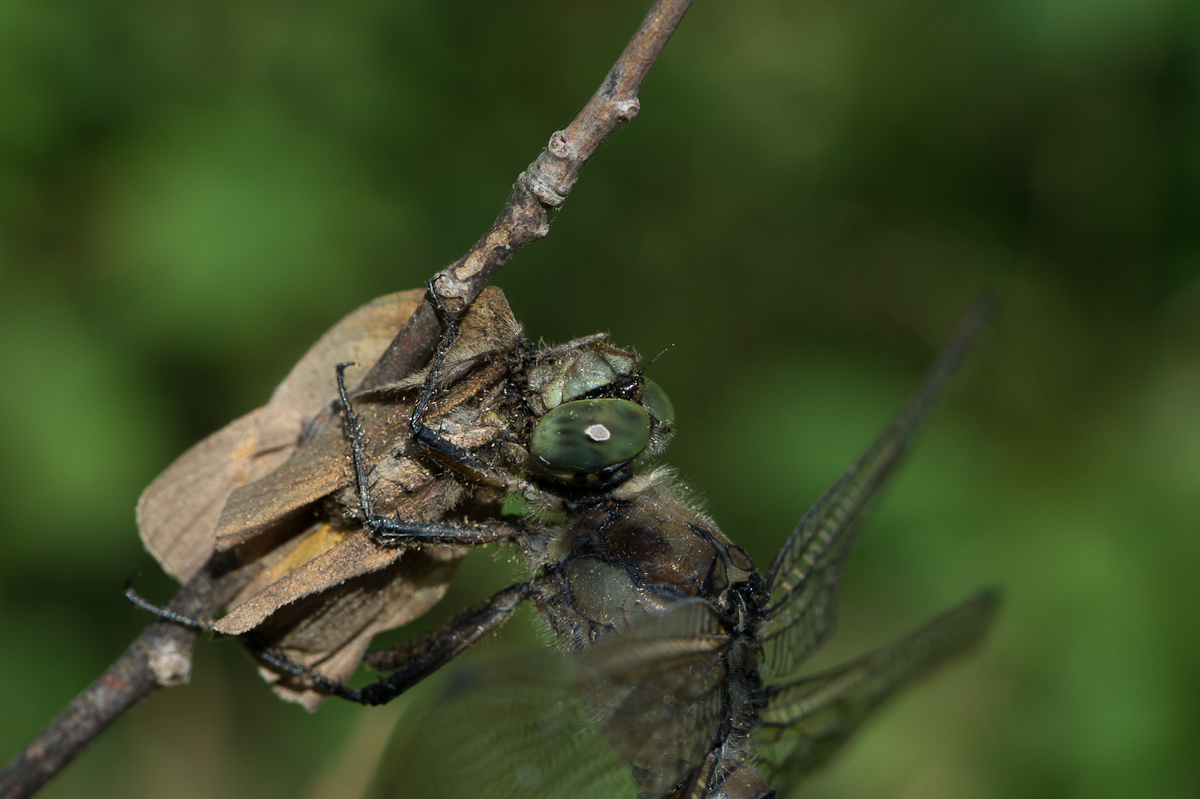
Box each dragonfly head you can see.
[525,341,675,483]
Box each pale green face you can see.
[528,348,639,414]
[523,339,675,481]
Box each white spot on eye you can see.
[584,423,611,442]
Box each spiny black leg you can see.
[262,582,533,706]
[413,276,464,425]
[409,280,476,465]
[253,649,366,703]
[424,276,455,323]
[336,361,376,522]
[336,362,519,547]
[406,283,553,503]
[125,582,213,631]
[128,580,363,703]
[336,275,467,501]
[337,284,484,500]
[366,516,519,546]
[130,576,532,707]
[361,580,530,678]
[337,285,558,539]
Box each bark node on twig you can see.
[1,572,211,799]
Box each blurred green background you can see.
[2,0,1198,797]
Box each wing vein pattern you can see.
[759,297,994,677]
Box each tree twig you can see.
[0,570,213,799]
[0,1,695,797]
[363,0,695,390]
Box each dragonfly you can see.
[251,296,999,797]
[133,281,677,706]
[133,290,997,796]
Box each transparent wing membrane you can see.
[758,519,861,679]
[372,602,734,799]
[756,591,1000,792]
[372,650,637,799]
[578,600,732,799]
[760,296,994,677]
[578,599,729,690]
[363,297,998,799]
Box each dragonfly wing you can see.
[371,648,637,799]
[755,590,1000,792]
[578,599,732,799]
[760,296,994,677]
[370,601,732,799]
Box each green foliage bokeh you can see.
[2,0,1199,797]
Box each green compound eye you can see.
[641,379,675,427]
[530,398,651,475]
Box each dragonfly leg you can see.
[335,360,544,545]
[363,514,520,547]
[407,282,558,506]
[124,582,213,631]
[333,289,557,544]
[257,582,534,706]
[128,565,533,706]
[406,279,479,475]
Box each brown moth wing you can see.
[242,535,461,710]
[214,470,469,708]
[140,286,524,707]
[215,474,469,639]
[209,296,521,705]
[216,526,392,636]
[135,408,271,585]
[137,289,425,582]
[212,374,459,551]
[213,286,522,552]
[212,419,352,551]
